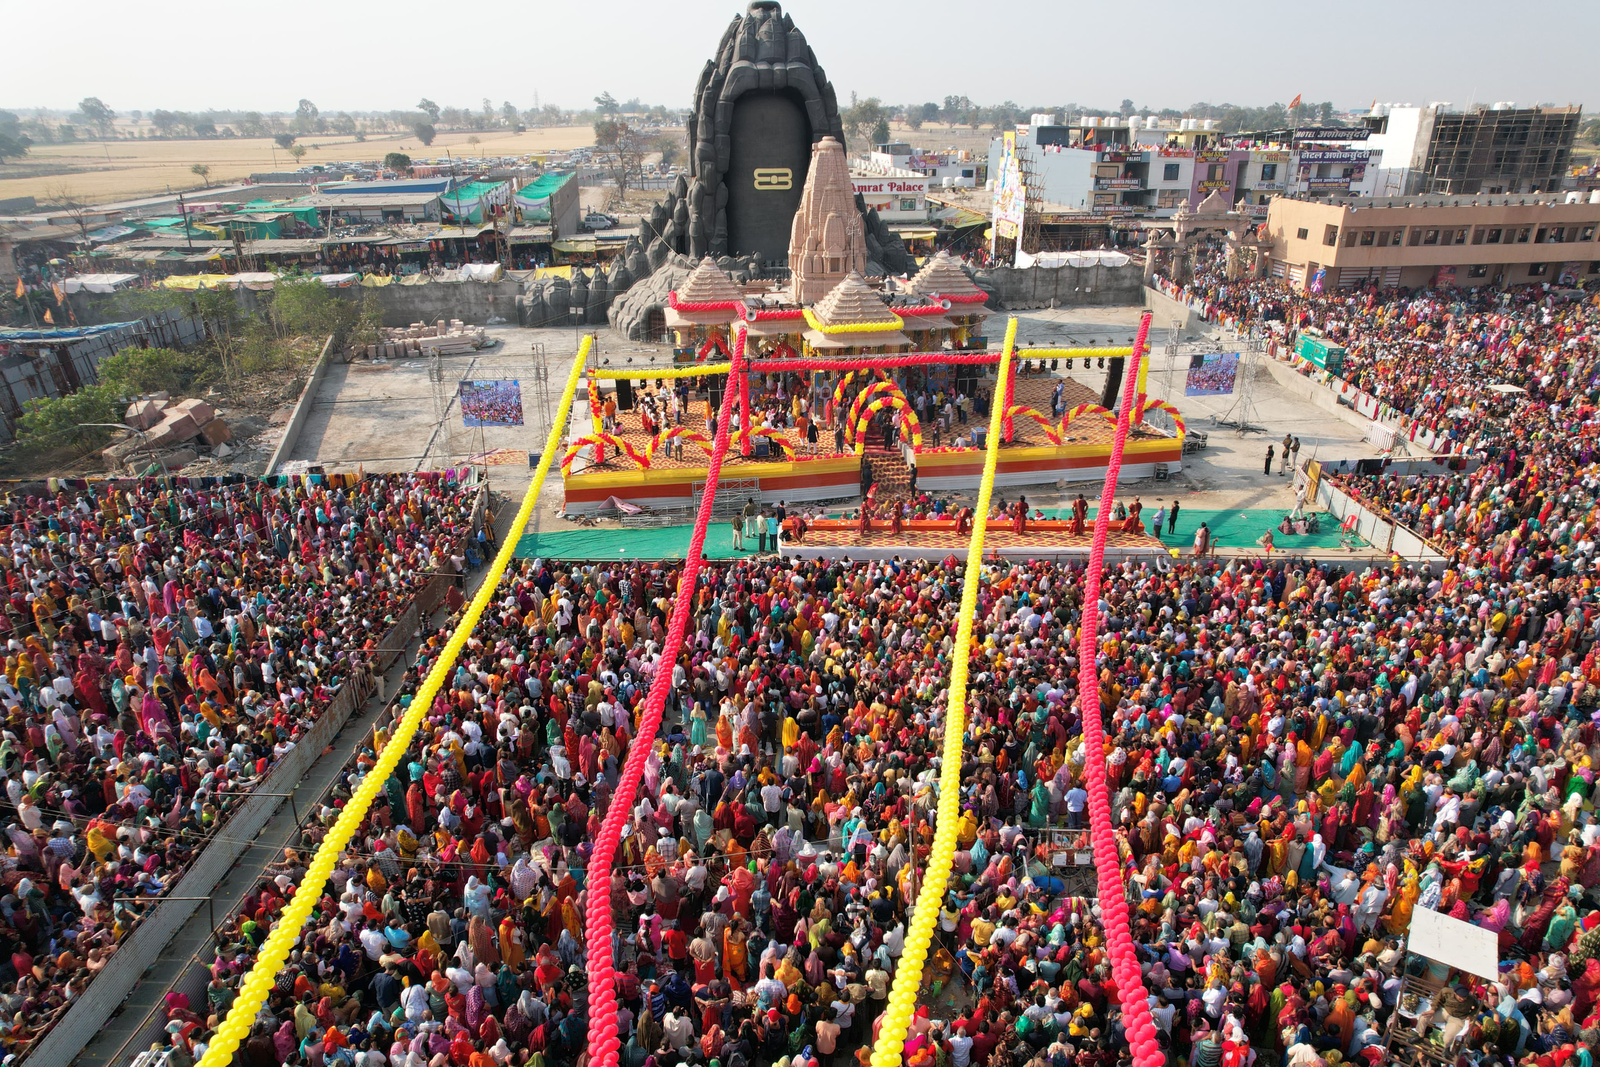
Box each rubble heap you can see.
[354,319,494,360]
[105,394,234,471]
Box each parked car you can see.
[584,212,617,230]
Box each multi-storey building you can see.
[1265,191,1600,290]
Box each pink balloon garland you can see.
[1073,311,1164,1067]
[582,326,747,1067]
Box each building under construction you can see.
[1409,105,1580,195]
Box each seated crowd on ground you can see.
[144,542,1600,1067]
[0,472,481,1053]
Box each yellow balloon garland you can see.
[194,336,596,1067]
[868,317,1018,1067]
[801,307,905,334]
[591,362,731,380]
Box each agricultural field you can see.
[0,125,598,204]
[889,120,1005,158]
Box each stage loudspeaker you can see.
[616,378,635,410]
[1101,356,1126,411]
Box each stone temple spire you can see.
[788,136,868,304]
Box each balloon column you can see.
[868,317,1018,1067]
[192,336,598,1067]
[582,326,747,1067]
[1072,311,1165,1067]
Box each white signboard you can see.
[1407,907,1499,982]
[850,177,929,197]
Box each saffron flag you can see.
[13,278,21,299]
[1289,94,1303,110]
[43,308,54,324]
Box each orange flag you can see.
[43,308,54,324]
[1288,94,1303,110]
[13,278,21,299]
[52,283,65,304]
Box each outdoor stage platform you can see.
[780,516,1171,562]
[560,375,1186,516]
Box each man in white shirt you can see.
[760,781,784,825]
[947,1023,973,1067]
[1065,786,1087,829]
[359,920,388,961]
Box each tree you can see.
[1119,98,1136,117]
[151,109,178,137]
[412,123,436,146]
[0,111,30,163]
[191,118,216,137]
[920,102,939,125]
[871,117,891,146]
[417,98,440,122]
[481,99,496,128]
[330,112,356,135]
[274,132,297,149]
[1319,101,1335,123]
[293,98,319,133]
[593,117,646,196]
[652,131,683,169]
[905,107,923,131]
[288,144,307,161]
[47,183,94,244]
[191,163,211,187]
[467,135,481,149]
[501,101,519,127]
[594,92,619,116]
[238,111,266,137]
[78,97,114,139]
[842,96,887,147]
[384,152,412,173]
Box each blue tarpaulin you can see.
[0,321,139,342]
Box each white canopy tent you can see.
[1014,249,1133,270]
[62,274,141,294]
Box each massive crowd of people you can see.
[1158,260,1600,570]
[16,262,1600,1067]
[0,471,481,1056]
[129,533,1600,1067]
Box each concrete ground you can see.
[1002,307,1388,514]
[289,306,1390,542]
[284,324,623,539]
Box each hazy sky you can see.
[3,0,1593,115]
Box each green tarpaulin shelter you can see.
[440,181,507,224]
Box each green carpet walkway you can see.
[1041,506,1362,550]
[512,508,1361,561]
[514,524,758,560]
